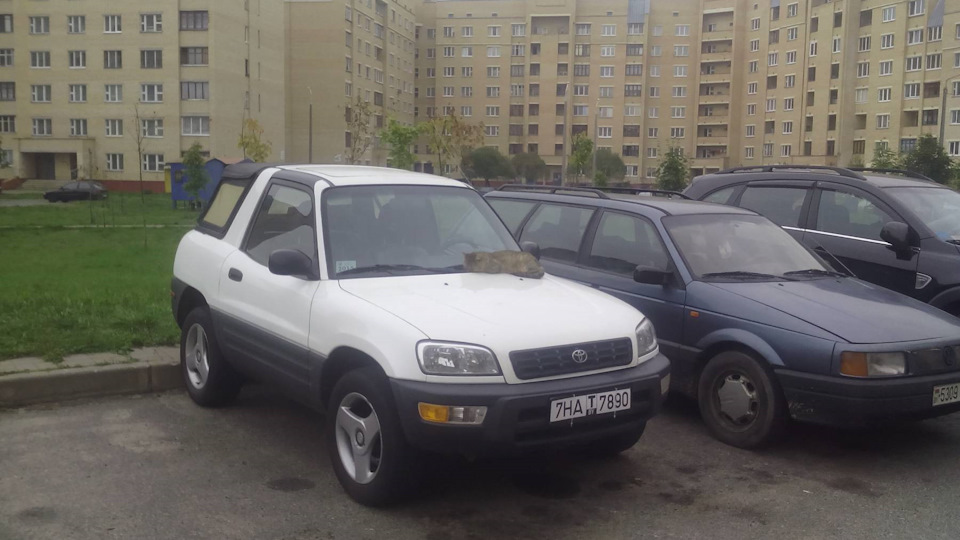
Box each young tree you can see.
[656,146,690,191]
[182,143,210,209]
[131,103,148,204]
[901,134,954,184]
[237,118,272,162]
[345,97,374,165]
[379,118,419,170]
[593,171,609,188]
[871,144,900,169]
[847,157,865,169]
[594,148,626,183]
[449,113,485,176]
[0,136,10,169]
[511,152,547,184]
[464,146,513,186]
[419,112,484,176]
[567,133,594,185]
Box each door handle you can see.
[228,268,243,282]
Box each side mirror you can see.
[268,249,318,279]
[634,265,672,286]
[880,221,912,253]
[520,241,541,260]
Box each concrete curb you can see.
[0,357,183,408]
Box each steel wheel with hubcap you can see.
[180,307,242,407]
[698,350,786,449]
[327,366,422,507]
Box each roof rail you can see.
[495,184,610,198]
[847,168,936,182]
[715,165,867,180]
[597,187,691,199]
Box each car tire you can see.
[327,366,421,507]
[180,307,242,407]
[578,422,646,458]
[698,350,786,449]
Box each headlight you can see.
[840,351,906,377]
[417,341,501,376]
[635,319,658,358]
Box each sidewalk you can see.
[0,347,182,408]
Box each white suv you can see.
[171,164,670,506]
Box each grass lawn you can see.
[0,193,199,228]
[0,194,200,361]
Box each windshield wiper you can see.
[701,271,784,280]
[783,268,846,278]
[945,239,960,246]
[337,264,462,276]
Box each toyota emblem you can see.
[572,349,588,364]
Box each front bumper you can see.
[389,354,670,456]
[777,368,960,427]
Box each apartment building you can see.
[0,1,285,187]
[284,0,417,165]
[3,0,958,187]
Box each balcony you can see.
[698,94,731,104]
[691,156,730,170]
[697,115,729,125]
[701,30,733,42]
[699,73,732,84]
[697,136,729,147]
[700,51,732,62]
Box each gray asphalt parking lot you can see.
[2,388,959,540]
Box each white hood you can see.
[338,273,647,381]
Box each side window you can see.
[200,179,248,231]
[702,186,737,205]
[738,186,808,227]
[487,198,537,236]
[245,183,316,266]
[519,204,594,262]
[815,190,893,241]
[586,212,670,275]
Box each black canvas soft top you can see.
[220,162,285,181]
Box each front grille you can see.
[909,346,960,376]
[509,338,633,380]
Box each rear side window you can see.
[738,186,808,227]
[199,179,248,233]
[519,204,594,263]
[487,198,537,235]
[586,212,670,275]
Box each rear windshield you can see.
[198,180,249,235]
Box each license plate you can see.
[550,389,631,423]
[933,383,960,406]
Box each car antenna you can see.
[805,234,858,279]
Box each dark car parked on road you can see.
[486,185,960,448]
[684,166,960,317]
[44,181,108,203]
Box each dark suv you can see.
[684,166,960,316]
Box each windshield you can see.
[886,187,960,242]
[323,185,519,278]
[664,214,827,281]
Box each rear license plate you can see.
[550,389,630,422]
[933,383,960,406]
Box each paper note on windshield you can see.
[336,260,357,273]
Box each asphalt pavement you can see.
[2,388,959,540]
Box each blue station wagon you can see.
[486,186,960,448]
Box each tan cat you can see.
[463,251,545,279]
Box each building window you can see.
[949,142,960,157]
[907,29,923,45]
[671,106,685,118]
[751,18,760,31]
[783,121,793,134]
[29,16,50,35]
[106,154,124,171]
[140,84,163,103]
[670,127,685,138]
[141,118,164,138]
[747,82,758,94]
[104,15,122,33]
[31,84,51,102]
[878,87,892,102]
[33,118,53,136]
[68,15,86,34]
[484,125,499,137]
[0,115,14,133]
[781,145,792,157]
[750,39,760,52]
[857,61,869,78]
[768,52,778,66]
[0,15,11,33]
[486,106,500,117]
[674,65,687,77]
[180,11,208,31]
[876,114,890,129]
[105,119,123,137]
[908,0,925,17]
[675,24,690,36]
[674,45,689,57]
[512,23,526,37]
[68,84,87,103]
[926,54,941,70]
[182,116,210,136]
[68,50,86,69]
[904,83,920,99]
[141,13,162,33]
[906,56,922,72]
[141,50,163,69]
[882,6,895,22]
[104,50,122,69]
[787,27,798,41]
[142,154,165,172]
[69,118,88,136]
[30,51,51,69]
[488,25,501,37]
[487,46,500,58]
[486,86,500,98]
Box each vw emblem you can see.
[944,347,956,367]
[571,349,589,364]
